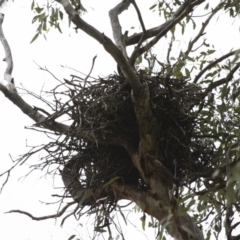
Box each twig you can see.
[185,2,222,56]
[193,49,240,83]
[83,55,97,88]
[129,0,199,66]
[167,37,174,66]
[6,202,76,221]
[128,0,146,66]
[202,63,240,97]
[131,0,146,33]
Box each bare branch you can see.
[6,202,76,221]
[202,63,240,98]
[194,49,240,83]
[185,2,223,56]
[129,0,205,65]
[131,0,146,33]
[126,0,204,47]
[0,13,13,81]
[83,55,97,88]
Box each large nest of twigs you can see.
[55,72,214,191]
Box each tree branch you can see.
[129,0,204,66]
[6,202,76,221]
[0,13,13,80]
[0,83,127,147]
[193,49,240,83]
[109,0,130,59]
[0,13,17,93]
[202,62,240,97]
[185,2,223,56]
[113,183,204,240]
[126,0,204,46]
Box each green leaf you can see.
[140,213,146,230]
[59,10,64,20]
[35,7,44,14]
[149,4,157,10]
[31,0,35,10]
[117,205,127,225]
[207,49,216,55]
[68,235,76,240]
[185,68,190,77]
[30,33,39,43]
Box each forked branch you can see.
[185,2,223,56]
[129,0,205,66]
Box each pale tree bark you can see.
[109,0,130,60]
[0,13,17,93]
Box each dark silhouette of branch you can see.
[6,202,75,221]
[202,63,240,97]
[129,0,205,66]
[185,2,223,56]
[126,0,204,47]
[194,49,240,83]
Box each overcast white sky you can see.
[0,1,240,240]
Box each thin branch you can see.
[0,0,4,7]
[129,0,204,66]
[167,37,174,65]
[126,0,204,47]
[83,55,97,88]
[202,63,240,97]
[131,0,146,33]
[194,49,240,83]
[185,2,223,56]
[6,202,76,221]
[0,83,123,146]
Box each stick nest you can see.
[51,72,214,191]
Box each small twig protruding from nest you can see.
[6,202,76,221]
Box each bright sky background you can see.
[0,1,240,240]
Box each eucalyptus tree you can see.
[1,1,240,240]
